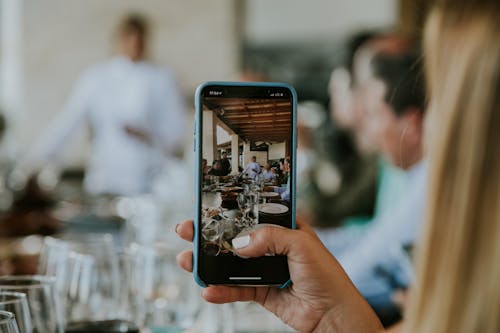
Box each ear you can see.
[400,107,424,144]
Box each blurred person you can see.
[329,31,379,133]
[207,160,224,177]
[274,158,287,185]
[219,152,231,176]
[302,32,380,228]
[274,158,291,202]
[175,2,500,331]
[201,158,210,177]
[316,39,426,325]
[243,156,260,179]
[15,14,186,196]
[261,162,275,182]
[265,157,290,203]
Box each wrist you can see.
[312,298,383,333]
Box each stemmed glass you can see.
[38,234,120,323]
[124,243,200,331]
[237,192,259,228]
[0,276,63,333]
[0,292,32,333]
[0,311,20,333]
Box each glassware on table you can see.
[191,303,233,333]
[0,276,63,333]
[0,311,20,333]
[38,234,120,323]
[236,192,259,228]
[124,243,201,331]
[0,292,32,333]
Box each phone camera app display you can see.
[200,94,293,257]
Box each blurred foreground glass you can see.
[0,311,20,333]
[38,234,120,322]
[0,276,62,333]
[0,292,32,333]
[124,243,201,331]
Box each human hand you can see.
[176,220,382,333]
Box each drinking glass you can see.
[0,292,32,333]
[124,243,201,331]
[0,311,20,333]
[38,234,120,322]
[237,192,259,228]
[0,276,63,333]
[37,237,70,301]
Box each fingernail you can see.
[232,234,250,249]
[174,224,180,234]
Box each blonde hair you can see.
[405,1,500,332]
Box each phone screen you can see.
[195,83,296,285]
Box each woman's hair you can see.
[406,1,500,332]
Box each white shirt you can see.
[261,169,275,181]
[23,56,186,195]
[244,161,260,179]
[317,161,427,299]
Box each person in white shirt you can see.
[243,156,260,180]
[17,14,186,196]
[261,162,275,182]
[316,37,426,322]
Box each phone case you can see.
[193,81,297,288]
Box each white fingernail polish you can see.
[232,234,250,249]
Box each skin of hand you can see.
[175,219,383,333]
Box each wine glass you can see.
[0,311,20,333]
[0,276,63,333]
[124,243,201,331]
[237,194,250,218]
[38,234,120,323]
[37,237,70,302]
[0,292,32,333]
[237,192,259,228]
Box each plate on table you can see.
[260,192,280,198]
[259,203,289,214]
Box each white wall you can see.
[268,142,286,160]
[244,0,396,43]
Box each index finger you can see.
[175,220,194,242]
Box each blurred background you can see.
[0,0,406,162]
[0,0,432,332]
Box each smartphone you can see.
[194,82,297,287]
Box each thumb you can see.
[231,224,301,258]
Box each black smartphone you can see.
[193,82,297,287]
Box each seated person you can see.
[208,160,225,177]
[219,152,231,176]
[270,158,290,203]
[261,162,275,182]
[201,158,210,177]
[316,37,426,323]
